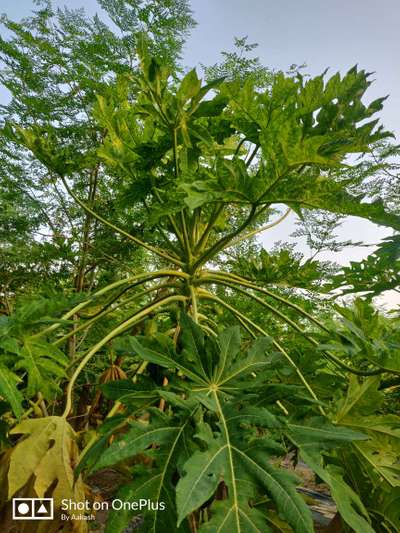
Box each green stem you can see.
[62,294,187,418]
[224,208,291,250]
[167,217,186,254]
[203,271,330,333]
[192,205,257,271]
[246,144,259,167]
[172,125,192,263]
[150,183,186,252]
[197,313,219,331]
[233,314,257,338]
[200,324,218,337]
[206,278,384,377]
[60,175,183,267]
[190,208,201,248]
[181,211,192,262]
[189,285,199,322]
[31,280,132,340]
[143,195,181,259]
[234,136,247,157]
[194,204,224,255]
[64,300,178,374]
[55,282,176,347]
[32,270,188,340]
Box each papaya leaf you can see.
[352,437,400,488]
[125,318,273,397]
[7,417,86,509]
[334,377,400,490]
[231,248,324,289]
[75,414,127,478]
[100,377,160,407]
[176,401,313,533]
[328,234,400,296]
[90,408,196,533]
[91,408,195,473]
[267,172,400,231]
[14,339,68,399]
[177,69,201,105]
[104,466,190,533]
[0,366,24,418]
[299,449,375,533]
[287,412,376,532]
[286,417,368,449]
[126,335,207,385]
[199,499,270,532]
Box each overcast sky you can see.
[1,0,399,305]
[3,0,399,133]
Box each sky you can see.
[1,0,399,305]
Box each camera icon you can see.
[12,498,54,520]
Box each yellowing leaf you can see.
[7,416,86,507]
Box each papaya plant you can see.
[79,315,372,532]
[1,41,400,532]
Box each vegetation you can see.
[0,2,399,532]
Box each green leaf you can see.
[105,467,190,533]
[100,378,159,407]
[335,376,382,421]
[267,173,400,231]
[176,401,313,533]
[233,248,324,289]
[353,438,400,488]
[0,366,24,418]
[14,339,67,399]
[285,411,379,532]
[177,69,201,104]
[126,336,207,385]
[180,158,266,208]
[333,376,400,488]
[216,326,241,381]
[91,410,181,472]
[92,408,196,533]
[180,313,209,381]
[199,500,269,532]
[176,438,225,522]
[286,417,368,450]
[299,449,375,533]
[217,336,272,388]
[75,415,127,478]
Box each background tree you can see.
[0,0,195,313]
